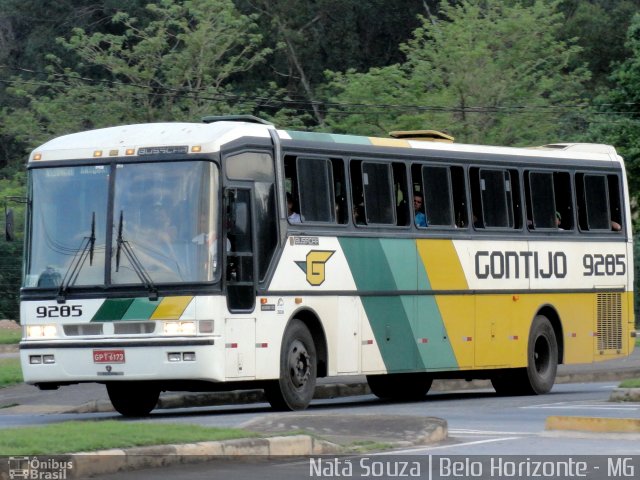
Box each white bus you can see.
[14,116,635,415]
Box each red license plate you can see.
[93,349,125,363]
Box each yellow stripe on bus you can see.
[150,296,194,320]
[417,240,474,367]
[417,239,468,290]
[368,137,411,148]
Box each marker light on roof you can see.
[191,146,202,153]
[33,153,42,161]
[93,150,103,157]
[126,149,135,155]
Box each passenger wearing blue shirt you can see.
[414,193,428,227]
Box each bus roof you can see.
[29,120,620,164]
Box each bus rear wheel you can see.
[265,319,317,411]
[492,315,558,395]
[366,373,433,401]
[106,382,160,417]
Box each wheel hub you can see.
[534,335,550,374]
[288,340,310,388]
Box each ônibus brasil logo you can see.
[8,457,73,479]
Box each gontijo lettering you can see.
[475,251,567,279]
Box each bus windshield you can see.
[24,161,220,288]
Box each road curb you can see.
[0,344,18,354]
[67,435,340,478]
[609,387,640,402]
[545,415,640,434]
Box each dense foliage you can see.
[1,0,640,319]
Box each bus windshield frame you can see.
[23,159,221,291]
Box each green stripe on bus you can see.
[91,298,135,322]
[362,295,423,371]
[414,296,459,369]
[285,130,374,145]
[338,237,399,291]
[379,238,420,291]
[340,237,422,371]
[285,131,336,143]
[340,237,459,371]
[122,298,162,320]
[331,134,372,145]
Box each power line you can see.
[3,65,640,117]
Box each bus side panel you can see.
[417,239,474,369]
[340,237,461,373]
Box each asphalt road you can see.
[87,380,640,480]
[1,348,639,479]
[1,347,638,420]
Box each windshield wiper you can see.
[57,212,96,303]
[115,210,158,300]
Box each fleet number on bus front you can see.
[583,254,626,276]
[36,305,83,318]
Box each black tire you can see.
[366,373,433,401]
[491,315,558,396]
[264,319,317,411]
[106,382,160,417]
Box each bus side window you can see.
[553,172,573,230]
[526,170,573,231]
[576,173,621,231]
[528,171,556,229]
[285,155,347,225]
[284,155,300,224]
[608,174,623,232]
[332,158,348,225]
[392,162,410,227]
[350,160,366,225]
[470,168,484,228]
[451,166,468,228]
[297,157,334,222]
[472,167,521,229]
[362,162,395,225]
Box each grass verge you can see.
[0,358,22,388]
[619,378,640,388]
[0,420,261,455]
[0,329,20,344]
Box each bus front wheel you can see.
[366,373,433,401]
[265,319,317,411]
[492,315,558,395]
[106,382,160,417]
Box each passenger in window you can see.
[353,203,365,225]
[611,220,622,231]
[555,211,563,230]
[286,192,301,223]
[414,193,427,227]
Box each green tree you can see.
[323,0,590,146]
[236,0,429,127]
[559,0,639,91]
[2,0,273,150]
[0,171,25,321]
[588,13,640,215]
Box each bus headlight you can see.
[26,324,57,338]
[162,321,197,335]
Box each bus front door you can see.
[224,188,257,379]
[225,188,256,312]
